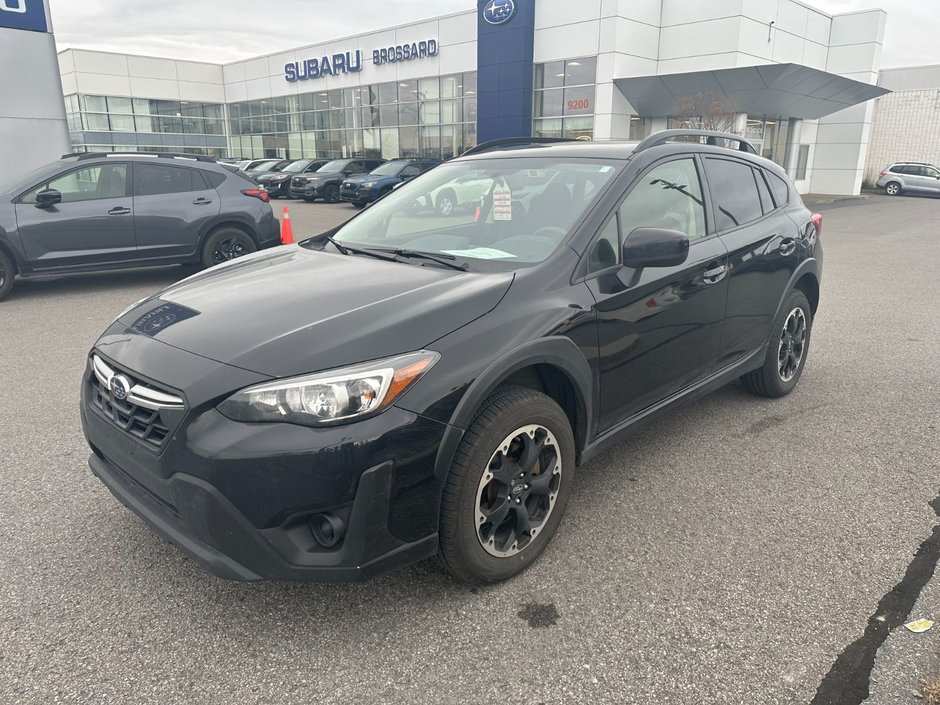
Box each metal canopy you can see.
[613,63,889,120]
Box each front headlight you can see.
[217,351,439,427]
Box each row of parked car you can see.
[227,156,443,209]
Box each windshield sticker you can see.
[441,247,517,260]
[492,184,512,221]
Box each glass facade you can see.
[228,72,477,160]
[64,94,228,156]
[533,57,596,140]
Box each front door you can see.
[585,156,729,431]
[14,162,136,270]
[132,162,221,261]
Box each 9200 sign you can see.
[567,99,590,111]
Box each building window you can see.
[795,144,810,180]
[533,57,596,140]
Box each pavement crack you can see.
[810,493,940,705]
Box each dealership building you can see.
[5,0,902,195]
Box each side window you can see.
[203,171,226,189]
[926,167,940,179]
[419,162,437,173]
[23,164,128,204]
[588,216,620,274]
[588,158,706,275]
[703,157,763,230]
[136,164,201,196]
[767,172,789,206]
[619,158,707,240]
[401,165,422,178]
[345,161,364,174]
[753,167,774,214]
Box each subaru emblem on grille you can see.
[110,375,131,401]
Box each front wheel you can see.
[324,184,340,203]
[436,189,457,216]
[884,181,902,196]
[201,228,257,269]
[742,289,813,397]
[438,385,575,584]
[0,249,15,302]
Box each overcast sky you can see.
[50,0,939,69]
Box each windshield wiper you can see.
[322,234,350,255]
[390,249,469,271]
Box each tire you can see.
[0,249,15,302]
[303,196,316,202]
[884,181,902,196]
[742,289,813,398]
[438,385,576,584]
[324,184,340,203]
[436,189,457,216]
[200,227,258,269]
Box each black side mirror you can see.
[622,227,689,268]
[35,189,62,208]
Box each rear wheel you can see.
[885,181,902,196]
[0,250,15,302]
[438,385,575,584]
[742,289,812,397]
[324,184,340,203]
[436,189,457,216]
[201,228,257,269]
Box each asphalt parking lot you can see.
[1,194,938,704]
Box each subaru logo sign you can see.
[482,0,515,25]
[110,375,130,402]
[0,0,48,32]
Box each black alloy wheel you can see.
[201,228,258,269]
[475,424,562,557]
[438,385,575,584]
[324,184,340,203]
[0,249,13,302]
[742,288,812,397]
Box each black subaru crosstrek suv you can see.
[81,131,822,584]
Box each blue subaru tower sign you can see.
[476,0,535,143]
[0,0,48,33]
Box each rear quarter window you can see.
[766,171,789,207]
[203,170,227,188]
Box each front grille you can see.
[341,182,359,193]
[89,355,185,450]
[291,176,307,188]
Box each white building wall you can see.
[863,65,940,186]
[810,9,886,195]
[1,1,69,173]
[221,10,477,105]
[60,49,225,103]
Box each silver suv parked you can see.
[875,162,940,196]
[0,152,280,302]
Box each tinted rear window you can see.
[704,157,763,230]
[767,171,789,206]
[203,170,227,188]
[135,164,205,196]
[753,168,774,214]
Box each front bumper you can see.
[289,182,322,199]
[80,339,448,582]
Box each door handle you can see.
[780,237,797,256]
[108,206,131,215]
[702,263,728,285]
[192,197,213,205]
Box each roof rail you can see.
[634,129,758,155]
[461,137,576,157]
[61,151,218,163]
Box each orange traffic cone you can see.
[281,206,294,245]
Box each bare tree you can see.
[676,91,738,134]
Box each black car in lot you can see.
[340,159,440,207]
[254,159,329,198]
[289,158,386,202]
[0,152,280,301]
[81,131,822,584]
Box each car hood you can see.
[115,246,514,377]
[343,174,390,185]
[301,171,343,180]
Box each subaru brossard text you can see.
[81,132,822,584]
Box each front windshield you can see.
[368,162,406,177]
[251,161,280,173]
[319,159,350,173]
[280,160,313,173]
[332,158,619,266]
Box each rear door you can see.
[707,158,802,364]
[132,163,221,262]
[13,162,136,270]
[915,165,940,193]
